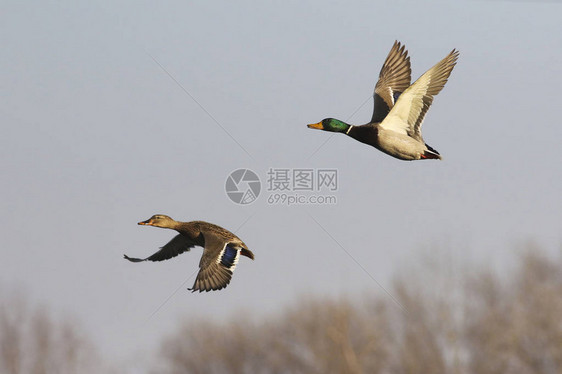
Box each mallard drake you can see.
[308,41,459,161]
[124,215,254,293]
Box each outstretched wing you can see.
[124,234,196,262]
[380,49,459,141]
[371,41,412,124]
[189,233,243,292]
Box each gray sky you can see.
[2,0,561,371]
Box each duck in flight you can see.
[308,41,459,161]
[124,215,254,292]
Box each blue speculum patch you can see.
[221,245,237,268]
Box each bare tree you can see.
[0,289,105,374]
[157,297,392,374]
[0,292,26,374]
[464,249,562,374]
[156,246,562,374]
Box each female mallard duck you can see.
[308,41,459,161]
[124,215,254,292]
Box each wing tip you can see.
[448,49,460,65]
[188,284,226,293]
[123,254,144,262]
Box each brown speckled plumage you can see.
[124,215,254,292]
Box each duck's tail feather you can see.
[421,144,442,160]
[241,248,255,260]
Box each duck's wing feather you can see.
[380,49,459,141]
[189,233,242,292]
[123,234,195,262]
[371,41,412,124]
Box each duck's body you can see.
[347,124,441,160]
[308,41,459,161]
[124,215,254,293]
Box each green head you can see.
[307,118,351,133]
